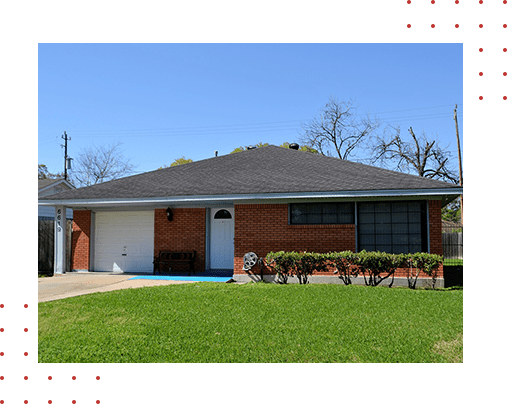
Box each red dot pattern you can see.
[0,303,103,403]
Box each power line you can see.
[39,103,462,141]
[63,112,463,139]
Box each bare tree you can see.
[71,141,136,187]
[299,97,381,160]
[370,125,459,183]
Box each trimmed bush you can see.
[355,250,404,287]
[325,251,359,285]
[265,250,443,287]
[404,252,442,289]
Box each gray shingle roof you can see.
[38,178,62,190]
[39,145,461,201]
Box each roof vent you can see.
[289,143,299,150]
[247,145,257,150]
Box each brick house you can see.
[38,145,462,287]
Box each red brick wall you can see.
[71,210,91,270]
[154,208,206,272]
[428,199,444,278]
[234,201,444,279]
[234,204,356,275]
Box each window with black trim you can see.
[290,203,354,225]
[357,201,427,254]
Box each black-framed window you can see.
[290,202,355,225]
[357,201,427,254]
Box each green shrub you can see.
[325,251,359,285]
[265,251,297,284]
[265,251,326,284]
[355,250,404,287]
[404,252,442,289]
[266,250,443,287]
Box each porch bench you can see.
[153,251,196,275]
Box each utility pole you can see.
[61,131,71,180]
[453,105,463,224]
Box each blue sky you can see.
[38,43,463,178]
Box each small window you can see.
[290,203,354,225]
[214,209,232,219]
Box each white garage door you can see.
[94,211,154,273]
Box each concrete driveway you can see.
[38,272,194,303]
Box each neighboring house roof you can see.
[39,145,462,207]
[442,219,462,233]
[38,178,75,219]
[38,178,75,194]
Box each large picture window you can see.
[290,202,354,225]
[357,201,427,254]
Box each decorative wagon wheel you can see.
[243,252,258,270]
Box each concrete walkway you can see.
[38,272,194,303]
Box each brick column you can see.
[71,210,92,270]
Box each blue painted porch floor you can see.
[128,275,233,283]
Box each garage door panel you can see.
[94,211,154,273]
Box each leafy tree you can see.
[299,96,381,160]
[230,142,317,154]
[279,142,318,153]
[70,141,135,187]
[441,199,461,224]
[170,157,193,167]
[230,142,270,154]
[158,156,194,169]
[38,164,62,180]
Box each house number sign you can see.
[56,208,62,232]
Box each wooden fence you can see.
[442,231,463,263]
[38,220,72,275]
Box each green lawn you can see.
[444,259,463,266]
[38,282,463,363]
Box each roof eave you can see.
[38,187,463,208]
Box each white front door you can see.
[209,208,234,269]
